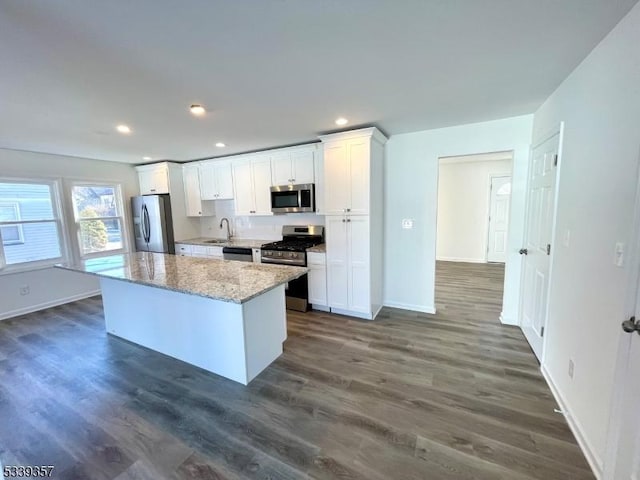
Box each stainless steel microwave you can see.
[270,183,315,213]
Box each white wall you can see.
[532,3,640,475]
[384,115,532,319]
[199,199,324,241]
[0,148,139,320]
[436,158,512,263]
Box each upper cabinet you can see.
[182,164,214,217]
[137,163,170,195]
[322,132,382,216]
[270,146,316,186]
[200,160,234,200]
[232,156,273,216]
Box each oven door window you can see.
[272,191,299,209]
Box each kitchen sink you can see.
[203,239,227,245]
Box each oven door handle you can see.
[260,257,306,266]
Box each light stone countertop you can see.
[177,237,271,249]
[306,243,326,253]
[56,252,307,304]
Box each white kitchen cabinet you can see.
[232,157,273,216]
[175,243,192,256]
[182,164,213,217]
[200,160,234,200]
[307,251,328,309]
[270,147,315,186]
[136,162,201,241]
[320,127,387,320]
[175,243,223,259]
[137,163,170,195]
[326,216,370,314]
[322,133,379,216]
[191,245,208,257]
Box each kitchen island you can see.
[57,252,307,385]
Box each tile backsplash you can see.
[200,200,325,241]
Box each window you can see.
[0,181,64,269]
[72,184,126,257]
[0,203,24,245]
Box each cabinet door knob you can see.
[342,219,345,223]
[347,218,351,222]
[346,208,351,212]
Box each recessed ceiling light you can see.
[116,124,131,134]
[142,156,152,161]
[215,142,226,148]
[335,117,348,126]
[190,104,206,116]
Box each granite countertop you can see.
[306,243,326,253]
[56,252,307,304]
[177,237,270,249]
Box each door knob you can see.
[622,316,640,334]
[519,248,528,255]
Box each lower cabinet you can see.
[174,244,222,259]
[307,251,328,310]
[325,215,372,318]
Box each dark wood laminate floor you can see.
[0,261,593,479]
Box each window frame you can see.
[70,181,129,259]
[0,178,68,273]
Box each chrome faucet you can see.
[219,217,232,241]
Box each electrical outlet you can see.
[19,285,30,296]
[568,359,575,379]
[402,219,413,229]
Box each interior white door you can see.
[487,176,512,263]
[520,133,559,360]
[605,220,640,480]
[611,304,640,478]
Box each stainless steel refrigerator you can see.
[131,194,175,253]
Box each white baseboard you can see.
[330,307,373,320]
[436,256,486,263]
[0,290,102,322]
[541,365,603,479]
[382,301,436,315]
[311,304,330,312]
[499,312,519,325]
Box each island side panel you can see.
[242,284,287,383]
[99,277,249,384]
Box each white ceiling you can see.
[0,0,637,164]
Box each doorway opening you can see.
[435,151,514,322]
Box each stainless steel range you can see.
[261,225,324,311]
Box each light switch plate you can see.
[563,229,571,247]
[402,219,413,229]
[615,242,625,267]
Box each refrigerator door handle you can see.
[140,205,147,242]
[143,205,151,243]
